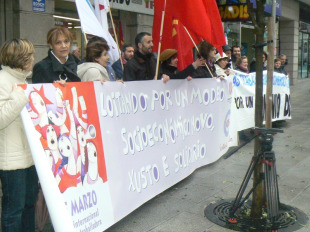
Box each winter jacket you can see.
[192,61,216,78]
[279,65,288,76]
[112,59,124,80]
[123,51,157,81]
[249,60,267,73]
[77,62,110,82]
[274,67,287,75]
[215,64,228,77]
[0,66,34,170]
[160,63,196,79]
[32,49,80,83]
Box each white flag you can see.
[75,0,119,63]
[94,0,120,64]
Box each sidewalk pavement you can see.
[4,78,309,232]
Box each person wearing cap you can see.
[214,53,232,79]
[159,49,205,80]
[222,45,232,59]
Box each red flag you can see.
[153,1,201,70]
[172,20,200,70]
[119,21,124,47]
[153,0,173,52]
[153,0,226,55]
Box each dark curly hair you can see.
[198,40,215,60]
[86,41,110,62]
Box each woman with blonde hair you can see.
[32,27,80,84]
[0,39,38,231]
[235,56,249,73]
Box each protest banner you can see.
[20,72,290,231]
[230,70,291,132]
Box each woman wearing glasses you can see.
[32,27,80,84]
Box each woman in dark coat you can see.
[249,51,268,73]
[32,27,80,84]
[159,49,205,79]
[192,40,217,78]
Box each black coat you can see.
[279,65,288,75]
[32,49,80,83]
[123,51,157,81]
[192,64,216,78]
[274,67,286,74]
[160,63,195,79]
[249,60,267,73]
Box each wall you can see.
[120,11,138,46]
[19,0,55,63]
[279,0,299,85]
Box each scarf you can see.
[237,65,249,74]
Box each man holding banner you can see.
[123,32,158,82]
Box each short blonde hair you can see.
[235,56,248,67]
[0,39,35,70]
[47,27,72,46]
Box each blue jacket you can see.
[112,59,123,80]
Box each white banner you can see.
[230,70,291,132]
[20,73,290,231]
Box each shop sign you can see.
[218,4,249,22]
[32,0,45,12]
[109,0,154,15]
[217,0,281,17]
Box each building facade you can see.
[0,0,309,85]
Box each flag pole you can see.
[183,26,215,78]
[154,0,167,80]
[82,32,88,60]
[83,32,88,44]
[108,5,124,70]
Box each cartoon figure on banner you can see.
[47,88,69,134]
[28,86,68,136]
[57,134,82,193]
[27,83,106,193]
[44,149,55,173]
[69,87,91,184]
[83,140,103,187]
[41,124,62,176]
